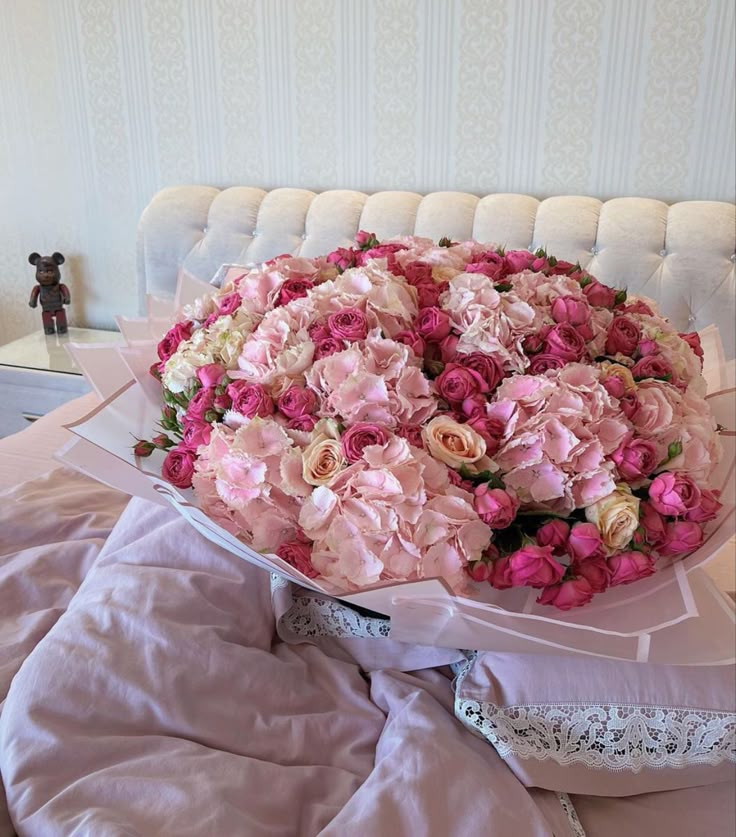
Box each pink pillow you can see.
[456,652,736,795]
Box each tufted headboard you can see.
[137,187,736,357]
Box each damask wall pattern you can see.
[0,0,733,342]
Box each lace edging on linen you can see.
[279,595,391,640]
[455,699,736,772]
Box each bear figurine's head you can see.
[29,252,65,287]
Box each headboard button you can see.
[659,249,667,256]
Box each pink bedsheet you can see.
[0,470,733,836]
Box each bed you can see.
[0,187,734,836]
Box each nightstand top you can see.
[0,327,124,376]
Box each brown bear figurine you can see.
[29,252,70,335]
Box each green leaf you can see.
[547,255,558,267]
[579,275,593,288]
[494,282,513,293]
[614,288,628,306]
[438,236,454,248]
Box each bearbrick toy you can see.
[28,252,70,335]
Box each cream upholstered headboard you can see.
[137,187,736,357]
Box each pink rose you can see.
[403,261,433,286]
[504,250,536,274]
[523,327,551,355]
[326,247,356,272]
[611,437,658,480]
[648,472,702,516]
[528,353,566,375]
[583,280,617,308]
[182,420,212,450]
[473,486,519,529]
[196,363,225,388]
[536,519,570,555]
[157,322,192,362]
[550,296,591,326]
[460,395,487,420]
[567,522,604,561]
[149,362,163,381]
[605,316,641,357]
[608,551,656,586]
[314,338,344,359]
[214,391,232,412]
[488,555,513,589]
[466,415,506,455]
[544,323,586,361]
[354,230,378,248]
[658,521,704,557]
[465,259,505,281]
[549,259,576,275]
[308,321,332,342]
[186,387,215,422]
[571,556,611,593]
[639,501,667,547]
[632,355,673,381]
[459,352,505,391]
[277,385,318,419]
[415,306,452,342]
[619,392,640,420]
[162,447,196,489]
[341,422,389,463]
[439,334,459,363]
[537,577,595,610]
[287,415,317,432]
[394,329,426,357]
[637,339,658,357]
[416,283,442,308]
[619,300,654,316]
[328,308,368,341]
[684,488,722,523]
[602,375,626,399]
[226,381,274,418]
[396,423,424,448]
[217,291,242,316]
[276,277,314,306]
[679,331,704,364]
[436,363,489,405]
[508,545,564,588]
[276,540,318,578]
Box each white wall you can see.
[0,0,734,343]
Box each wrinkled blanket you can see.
[1,471,733,836]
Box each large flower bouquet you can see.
[135,233,724,611]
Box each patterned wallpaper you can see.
[0,0,734,343]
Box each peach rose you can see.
[585,483,641,552]
[422,415,486,469]
[302,437,346,486]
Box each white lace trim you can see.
[279,595,391,640]
[557,793,586,837]
[270,572,289,592]
[456,699,736,772]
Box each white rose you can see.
[422,416,486,469]
[585,484,641,551]
[302,437,346,486]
